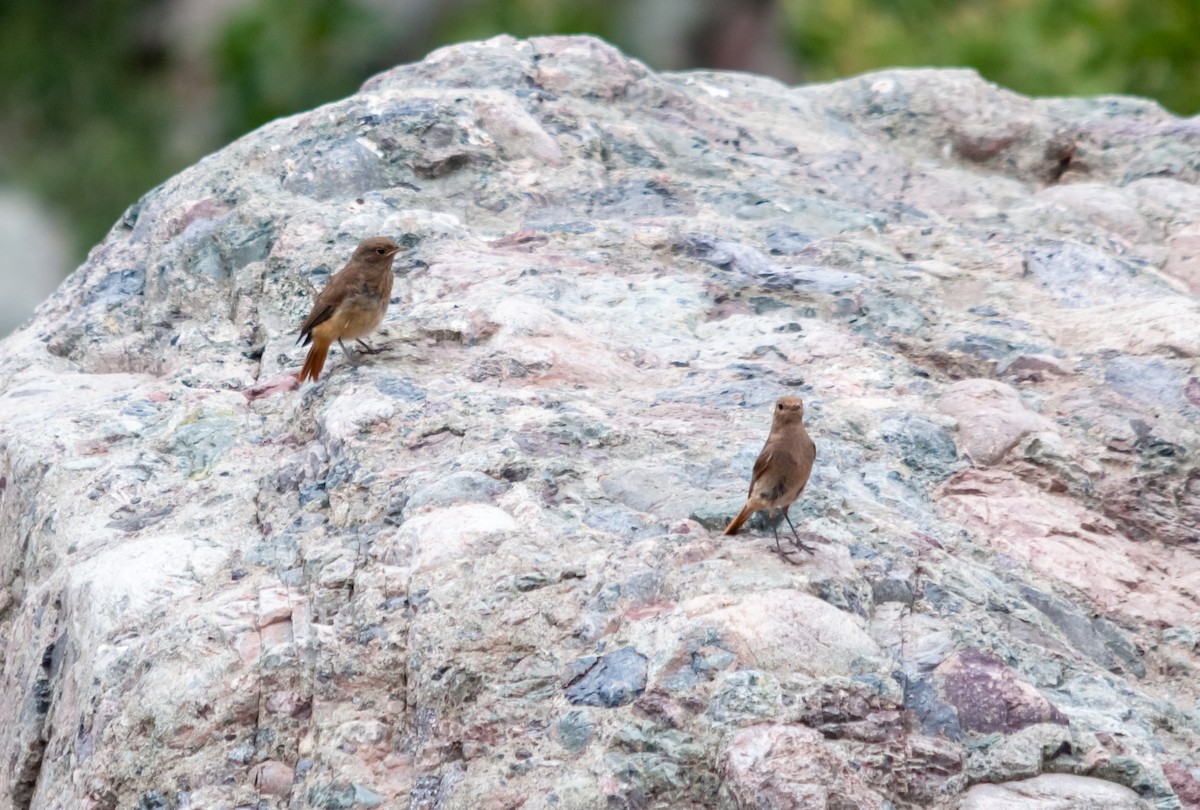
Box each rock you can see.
[719,724,889,809]
[563,646,648,707]
[997,354,1070,384]
[1162,762,1200,810]
[249,760,295,796]
[0,34,1198,810]
[962,723,1074,783]
[1105,355,1199,416]
[959,773,1148,810]
[937,379,1056,465]
[380,503,518,572]
[600,463,705,519]
[938,469,1200,627]
[553,710,595,752]
[897,670,964,741]
[878,412,960,479]
[606,721,717,803]
[1020,586,1145,678]
[904,734,966,803]
[707,669,781,723]
[1033,183,1150,246]
[647,590,884,683]
[1045,297,1200,357]
[688,499,742,532]
[1024,241,1157,308]
[935,650,1069,734]
[403,470,507,513]
[1164,222,1200,293]
[171,406,240,477]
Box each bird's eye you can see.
[376,247,385,255]
[776,404,782,410]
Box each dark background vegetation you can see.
[2,0,1199,265]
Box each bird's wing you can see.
[297,301,335,344]
[296,266,353,344]
[792,434,816,492]
[748,448,773,497]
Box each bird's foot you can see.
[355,339,385,355]
[790,536,817,555]
[787,528,825,554]
[772,537,805,566]
[337,339,362,365]
[781,513,818,555]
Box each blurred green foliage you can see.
[0,0,178,257]
[785,0,1200,113]
[215,0,392,139]
[433,0,619,44]
[1,0,1198,263]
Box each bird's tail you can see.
[723,502,755,536]
[299,339,329,383]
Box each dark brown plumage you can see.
[724,396,817,559]
[297,236,403,383]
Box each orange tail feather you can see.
[723,503,755,536]
[299,339,329,383]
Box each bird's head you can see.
[772,396,806,425]
[354,236,404,263]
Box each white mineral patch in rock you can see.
[959,773,1147,810]
[320,393,396,442]
[1045,297,1200,357]
[384,503,519,573]
[670,589,881,677]
[475,92,565,166]
[69,534,203,635]
[1035,182,1150,245]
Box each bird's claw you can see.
[772,538,805,565]
[791,537,816,555]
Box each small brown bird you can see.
[724,396,817,560]
[297,236,404,383]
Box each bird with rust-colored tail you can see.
[297,236,404,383]
[724,396,817,561]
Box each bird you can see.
[723,396,817,561]
[297,236,404,383]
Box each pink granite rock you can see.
[938,379,1056,466]
[938,469,1200,628]
[720,724,889,809]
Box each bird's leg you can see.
[355,338,384,355]
[783,508,816,554]
[337,339,361,365]
[770,515,802,565]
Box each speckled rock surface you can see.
[1,34,1198,810]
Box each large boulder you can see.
[0,35,1197,809]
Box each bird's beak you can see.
[387,245,404,257]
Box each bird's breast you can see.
[314,295,388,340]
